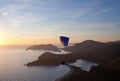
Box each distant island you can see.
[26,40,120,81]
[26,44,60,51]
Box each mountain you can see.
[60,66,120,81]
[63,40,105,53]
[26,44,60,51]
[27,40,120,71]
[63,40,120,71]
[26,52,79,66]
[26,40,120,81]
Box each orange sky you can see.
[0,0,120,46]
[0,33,119,46]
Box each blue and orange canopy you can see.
[60,36,69,46]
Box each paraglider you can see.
[60,36,69,47]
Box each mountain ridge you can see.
[26,44,60,51]
[27,40,120,72]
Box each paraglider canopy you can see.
[60,36,69,46]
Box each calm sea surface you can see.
[0,46,70,81]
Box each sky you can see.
[0,0,120,45]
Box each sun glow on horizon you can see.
[0,37,5,45]
[0,34,10,46]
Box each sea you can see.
[0,45,97,81]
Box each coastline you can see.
[55,65,120,81]
[55,65,74,81]
[26,40,120,81]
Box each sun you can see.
[0,38,5,45]
[0,38,3,44]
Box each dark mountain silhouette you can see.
[107,40,120,44]
[26,44,60,51]
[60,66,120,81]
[57,40,120,81]
[26,40,120,81]
[63,40,120,71]
[27,40,120,71]
[63,40,105,53]
[27,52,79,66]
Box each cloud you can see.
[0,1,26,18]
[69,0,103,19]
[72,9,89,18]
[0,0,46,27]
[91,8,113,16]
[9,13,44,26]
[49,22,120,35]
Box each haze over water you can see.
[0,46,70,81]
